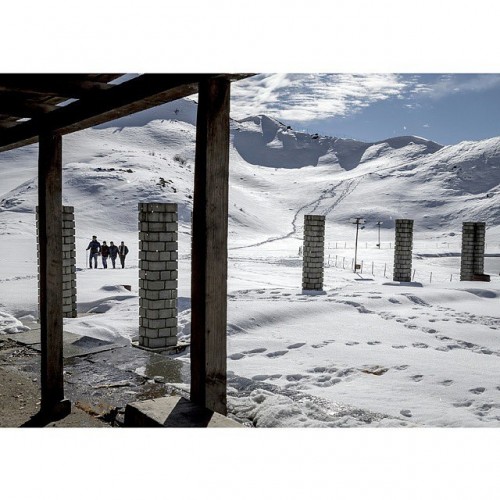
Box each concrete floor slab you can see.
[124,396,242,428]
[6,325,128,358]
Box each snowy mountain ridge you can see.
[0,97,499,242]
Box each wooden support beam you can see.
[0,74,120,97]
[0,74,211,152]
[191,77,231,415]
[0,95,59,118]
[0,73,252,153]
[38,132,70,418]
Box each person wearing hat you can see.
[86,235,101,269]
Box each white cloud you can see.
[230,73,500,124]
[231,73,411,121]
[411,74,500,99]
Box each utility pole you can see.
[350,217,365,272]
[376,221,383,249]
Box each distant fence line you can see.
[324,254,463,283]
[324,241,497,251]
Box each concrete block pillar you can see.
[460,222,486,280]
[37,205,77,318]
[302,214,325,291]
[393,219,413,282]
[138,202,178,349]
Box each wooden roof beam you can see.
[0,96,60,118]
[0,73,251,153]
[0,74,121,98]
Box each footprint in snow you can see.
[308,366,327,373]
[336,368,357,378]
[313,377,341,387]
[392,345,407,349]
[453,400,473,408]
[411,375,424,382]
[400,409,412,418]
[422,327,438,334]
[285,374,309,381]
[367,341,381,345]
[393,365,409,370]
[469,387,486,394]
[243,347,267,354]
[287,342,306,350]
[229,353,245,360]
[266,350,288,358]
[438,379,454,386]
[345,341,359,346]
[412,342,429,349]
[388,298,401,304]
[474,403,497,417]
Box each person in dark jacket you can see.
[86,235,101,269]
[118,241,129,269]
[108,241,119,269]
[101,241,110,269]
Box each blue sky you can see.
[231,74,500,145]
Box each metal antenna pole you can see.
[350,217,365,272]
[354,220,360,271]
[376,221,383,249]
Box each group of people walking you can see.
[86,236,129,269]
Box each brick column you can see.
[61,207,77,317]
[302,214,325,291]
[460,222,486,280]
[138,203,178,349]
[37,205,77,318]
[393,219,413,282]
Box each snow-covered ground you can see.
[1,98,499,426]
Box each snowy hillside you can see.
[1,97,499,427]
[1,97,499,242]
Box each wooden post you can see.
[38,132,70,418]
[191,77,230,415]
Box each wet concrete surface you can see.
[1,324,191,426]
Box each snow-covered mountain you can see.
[0,97,498,244]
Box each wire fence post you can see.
[361,260,363,273]
[384,263,386,278]
[342,256,345,269]
[371,261,374,275]
[430,272,433,283]
[412,269,416,281]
